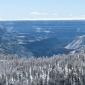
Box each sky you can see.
[0,0,85,20]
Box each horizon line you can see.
[0,18,85,21]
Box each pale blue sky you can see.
[0,0,85,20]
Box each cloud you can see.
[31,12,41,15]
[30,11,50,16]
[0,11,85,20]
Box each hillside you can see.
[0,53,85,85]
[65,35,85,54]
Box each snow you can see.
[17,36,25,38]
[43,30,51,33]
[35,28,42,32]
[65,35,85,49]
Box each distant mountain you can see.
[0,22,72,57]
[0,26,33,57]
[0,25,6,38]
[0,21,85,57]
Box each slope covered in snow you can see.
[0,52,85,85]
[65,35,85,50]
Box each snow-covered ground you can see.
[0,53,85,85]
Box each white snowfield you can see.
[0,53,84,85]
